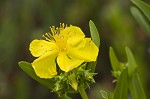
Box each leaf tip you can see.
[125,46,130,53]
[18,61,23,66]
[109,46,113,51]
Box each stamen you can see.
[50,26,56,36]
[43,35,50,41]
[46,33,52,38]
[60,23,65,28]
[56,27,60,34]
[43,33,54,41]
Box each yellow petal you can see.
[29,39,58,57]
[67,38,99,62]
[57,51,84,72]
[60,26,85,45]
[32,50,58,79]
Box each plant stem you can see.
[79,87,88,99]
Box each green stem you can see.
[79,87,88,99]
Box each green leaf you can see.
[113,69,128,99]
[109,47,120,71]
[131,0,150,21]
[125,47,138,76]
[131,6,150,35]
[18,61,55,90]
[89,20,100,48]
[100,90,108,99]
[88,20,100,73]
[129,73,147,99]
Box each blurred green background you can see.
[0,0,150,99]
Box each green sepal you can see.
[86,61,96,73]
[68,73,78,91]
[52,63,96,96]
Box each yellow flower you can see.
[29,24,99,79]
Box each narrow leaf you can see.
[89,20,100,48]
[125,47,138,76]
[18,61,55,90]
[131,0,150,21]
[109,47,120,71]
[131,6,150,35]
[129,73,147,99]
[87,20,100,73]
[113,69,128,99]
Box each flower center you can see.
[43,23,67,52]
[54,35,67,51]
